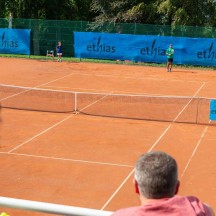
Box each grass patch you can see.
[0,54,216,70]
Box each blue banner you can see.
[74,32,216,66]
[210,100,216,121]
[0,29,30,55]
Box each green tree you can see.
[1,0,93,20]
[91,0,159,24]
[91,0,216,27]
[73,0,94,20]
[0,0,5,17]
[1,0,216,27]
[156,0,216,26]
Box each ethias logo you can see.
[197,42,216,61]
[1,32,18,48]
[87,36,115,54]
[140,39,166,58]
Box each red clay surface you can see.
[0,58,216,215]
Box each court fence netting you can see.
[1,84,216,126]
[1,18,216,57]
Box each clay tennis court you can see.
[0,58,216,215]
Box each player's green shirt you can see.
[166,48,174,58]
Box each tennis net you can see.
[0,84,215,125]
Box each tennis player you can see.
[166,44,174,72]
[56,41,63,62]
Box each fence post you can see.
[134,23,137,35]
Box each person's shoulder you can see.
[111,206,141,216]
[185,196,215,216]
[205,203,215,216]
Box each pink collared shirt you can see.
[111,196,213,216]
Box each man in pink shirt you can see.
[112,151,215,216]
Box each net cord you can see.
[1,83,216,100]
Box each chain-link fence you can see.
[1,18,216,57]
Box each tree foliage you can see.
[0,0,93,20]
[1,0,216,27]
[91,0,216,27]
[90,0,160,24]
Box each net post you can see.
[196,97,200,124]
[74,92,78,113]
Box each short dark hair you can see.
[135,151,178,199]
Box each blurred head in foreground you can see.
[111,151,215,216]
[134,151,179,199]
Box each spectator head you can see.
[134,151,179,199]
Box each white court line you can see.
[3,74,208,209]
[4,152,133,168]
[100,82,206,211]
[8,92,113,154]
[180,122,210,179]
[44,85,198,97]
[52,71,202,83]
[34,72,77,88]
[8,115,74,153]
[0,72,76,102]
[2,72,79,150]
